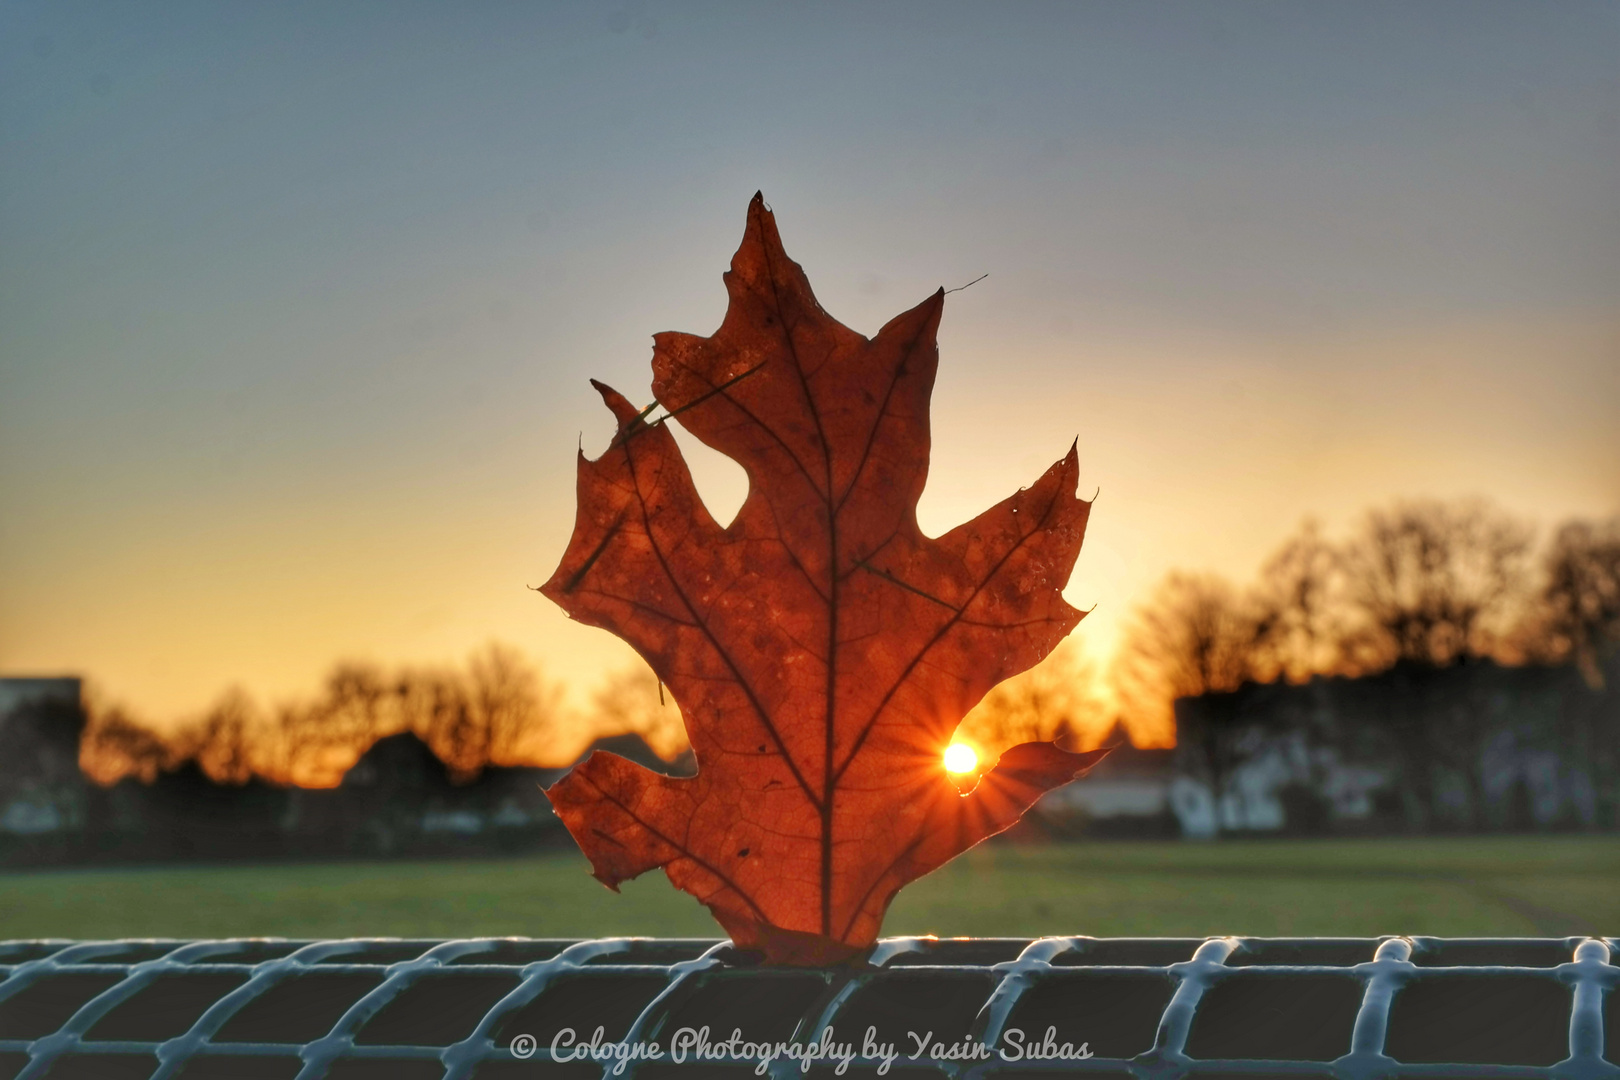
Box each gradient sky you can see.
[3,1,1617,727]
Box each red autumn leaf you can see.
[541,194,1104,964]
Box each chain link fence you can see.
[2,935,1616,1079]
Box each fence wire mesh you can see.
[1,935,1617,1079]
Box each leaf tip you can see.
[1047,438,1082,495]
[590,379,644,428]
[746,190,771,227]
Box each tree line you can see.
[76,497,1618,809]
[1114,498,1620,831]
[1117,500,1619,721]
[79,643,685,790]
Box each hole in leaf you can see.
[666,418,748,527]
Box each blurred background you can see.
[1,1,1616,940]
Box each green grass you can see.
[1,837,1615,941]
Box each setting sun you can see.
[943,743,979,774]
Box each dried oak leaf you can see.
[542,194,1103,964]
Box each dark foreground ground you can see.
[1,836,1614,941]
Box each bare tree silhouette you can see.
[408,643,563,781]
[1342,498,1534,669]
[80,705,180,786]
[78,645,569,789]
[190,688,259,785]
[396,667,475,780]
[1534,516,1620,687]
[1248,519,1359,684]
[467,643,560,764]
[1334,499,1536,828]
[1114,571,1263,830]
[591,665,690,762]
[1117,571,1257,705]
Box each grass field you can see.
[1,837,1615,941]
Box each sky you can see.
[2,1,1617,732]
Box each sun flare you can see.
[943,743,979,774]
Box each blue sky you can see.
[2,1,1616,730]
